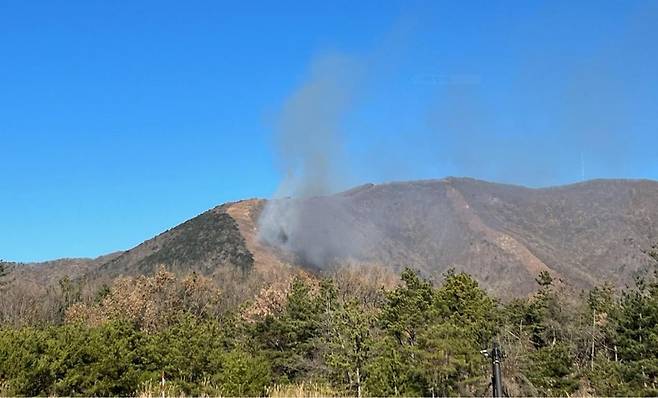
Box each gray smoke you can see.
[274,52,360,197]
[257,52,364,266]
[257,5,658,267]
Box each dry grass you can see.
[267,382,341,398]
[136,379,189,398]
[0,380,10,397]
[134,381,341,398]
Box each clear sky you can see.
[2,1,657,262]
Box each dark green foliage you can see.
[0,317,272,397]
[365,269,492,396]
[100,210,254,277]
[210,350,272,396]
[524,343,580,396]
[417,322,485,397]
[254,277,324,383]
[93,283,111,303]
[380,268,434,348]
[324,299,371,396]
[535,271,553,287]
[56,276,83,320]
[608,275,658,395]
[137,212,254,273]
[0,322,153,396]
[366,334,421,397]
[434,269,496,345]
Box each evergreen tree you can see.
[380,268,434,348]
[417,322,485,397]
[434,269,496,345]
[525,342,580,396]
[324,299,371,397]
[611,274,658,395]
[254,277,323,383]
[367,268,435,396]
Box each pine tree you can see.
[380,268,434,348]
[434,269,496,345]
[254,277,323,382]
[324,299,371,397]
[417,322,485,397]
[611,274,658,395]
[366,268,435,396]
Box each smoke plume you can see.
[257,52,365,267]
[257,4,658,267]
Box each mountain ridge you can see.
[9,177,658,296]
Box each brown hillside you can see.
[11,178,658,297]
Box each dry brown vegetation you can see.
[65,267,222,332]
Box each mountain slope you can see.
[12,178,658,296]
[95,203,254,279]
[255,178,658,295]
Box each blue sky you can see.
[1,1,657,262]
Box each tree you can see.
[417,322,485,397]
[254,277,323,383]
[3,264,658,396]
[499,272,583,396]
[0,261,12,288]
[609,274,658,395]
[586,283,617,371]
[525,343,580,396]
[525,271,559,348]
[371,268,493,396]
[427,270,495,395]
[209,350,272,397]
[366,334,421,397]
[434,270,496,346]
[325,299,371,397]
[380,268,434,348]
[367,269,435,396]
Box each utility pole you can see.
[491,342,504,397]
[482,341,504,397]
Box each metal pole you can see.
[492,342,503,397]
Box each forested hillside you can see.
[3,178,658,396]
[12,179,658,298]
[1,259,657,397]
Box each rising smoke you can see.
[257,4,658,267]
[257,52,366,267]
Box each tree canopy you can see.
[1,265,657,396]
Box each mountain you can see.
[11,178,658,296]
[254,177,658,295]
[95,203,254,278]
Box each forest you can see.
[0,258,657,397]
